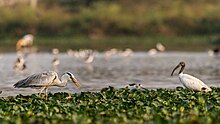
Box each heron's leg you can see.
[39,87,46,96]
[66,93,72,100]
[45,87,49,100]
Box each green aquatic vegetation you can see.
[0,87,220,124]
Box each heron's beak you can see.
[171,64,180,76]
[70,76,81,88]
[140,86,147,90]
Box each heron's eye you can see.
[66,72,72,77]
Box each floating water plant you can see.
[0,87,219,124]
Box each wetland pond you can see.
[0,52,219,96]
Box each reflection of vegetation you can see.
[0,0,220,37]
[211,38,220,45]
[0,87,220,123]
[0,34,218,52]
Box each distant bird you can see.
[16,34,34,51]
[14,71,80,96]
[120,48,133,57]
[52,48,59,55]
[171,62,211,92]
[67,49,74,56]
[14,56,26,71]
[125,83,146,90]
[84,50,95,64]
[105,48,118,60]
[148,48,158,55]
[52,57,60,67]
[69,50,81,58]
[85,54,94,63]
[156,43,166,52]
[147,43,165,55]
[208,47,219,56]
[208,50,214,56]
[51,48,60,68]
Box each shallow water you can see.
[0,52,219,96]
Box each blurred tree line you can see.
[0,0,220,37]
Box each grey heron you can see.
[14,71,80,96]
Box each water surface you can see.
[0,52,219,96]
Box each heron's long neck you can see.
[56,77,68,87]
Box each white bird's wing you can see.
[14,71,56,88]
[179,73,211,91]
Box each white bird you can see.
[120,48,133,57]
[208,47,219,56]
[171,62,211,92]
[84,50,94,64]
[104,48,118,60]
[85,54,94,63]
[156,43,165,52]
[52,48,59,55]
[14,71,81,96]
[52,57,60,67]
[23,34,34,44]
[148,48,158,55]
[208,50,214,56]
[16,34,34,51]
[51,48,60,68]
[67,49,74,56]
[14,56,26,71]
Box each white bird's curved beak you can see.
[201,87,212,92]
[171,64,180,76]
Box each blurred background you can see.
[0,0,219,52]
[0,0,220,96]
